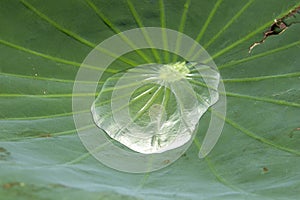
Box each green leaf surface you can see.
[1,0,300,199]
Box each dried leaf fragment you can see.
[249,6,300,53]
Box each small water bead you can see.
[91,61,220,154]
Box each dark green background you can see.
[1,0,300,199]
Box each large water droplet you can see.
[91,62,220,154]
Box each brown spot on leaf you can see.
[39,133,52,138]
[2,182,24,189]
[0,147,10,160]
[50,183,67,188]
[288,128,300,138]
[163,160,170,165]
[262,167,269,173]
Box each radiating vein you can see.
[65,132,111,165]
[205,156,244,192]
[195,0,223,43]
[20,0,138,66]
[0,126,83,142]
[65,150,93,165]
[85,0,118,33]
[211,2,300,59]
[225,92,300,108]
[218,39,300,70]
[85,0,153,63]
[0,39,117,73]
[159,0,170,63]
[0,93,96,98]
[186,0,223,59]
[20,0,95,46]
[3,88,299,121]
[193,139,244,192]
[109,85,163,139]
[94,86,158,125]
[156,74,300,108]
[172,0,191,62]
[223,72,300,83]
[134,86,163,122]
[3,68,297,85]
[0,72,101,84]
[126,0,161,62]
[204,0,254,49]
[214,112,300,156]
[1,109,88,121]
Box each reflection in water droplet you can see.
[91,62,220,154]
